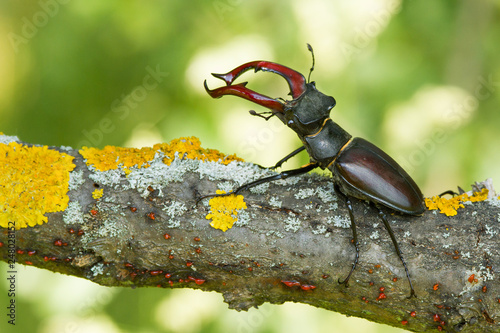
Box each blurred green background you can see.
[1,0,500,332]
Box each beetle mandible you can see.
[199,45,424,298]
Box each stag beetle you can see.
[199,45,425,297]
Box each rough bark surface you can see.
[1,143,499,333]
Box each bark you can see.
[1,139,499,333]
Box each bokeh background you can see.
[1,0,500,332]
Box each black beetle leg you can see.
[377,207,416,298]
[270,146,306,169]
[196,163,318,205]
[438,190,458,197]
[335,186,360,288]
[255,146,306,170]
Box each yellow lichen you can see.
[78,145,156,171]
[468,188,489,202]
[206,190,247,232]
[160,137,243,166]
[0,142,75,229]
[92,189,104,200]
[425,189,489,216]
[79,137,243,172]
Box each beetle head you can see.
[283,82,336,135]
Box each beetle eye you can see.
[287,120,294,127]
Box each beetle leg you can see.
[210,61,307,99]
[377,208,416,298]
[438,190,458,197]
[252,146,306,171]
[196,163,318,204]
[270,146,306,169]
[335,186,360,288]
[204,80,285,113]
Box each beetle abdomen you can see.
[332,138,425,215]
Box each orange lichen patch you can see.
[425,189,489,216]
[79,137,243,172]
[468,188,489,202]
[0,142,75,229]
[206,190,247,232]
[92,189,104,200]
[160,137,243,166]
[79,145,156,171]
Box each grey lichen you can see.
[0,133,20,144]
[283,214,302,232]
[63,201,84,225]
[68,170,85,191]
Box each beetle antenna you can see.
[249,110,274,121]
[307,43,315,83]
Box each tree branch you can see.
[1,135,499,332]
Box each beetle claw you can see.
[209,60,307,98]
[204,80,285,113]
[205,59,309,116]
[211,72,234,85]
